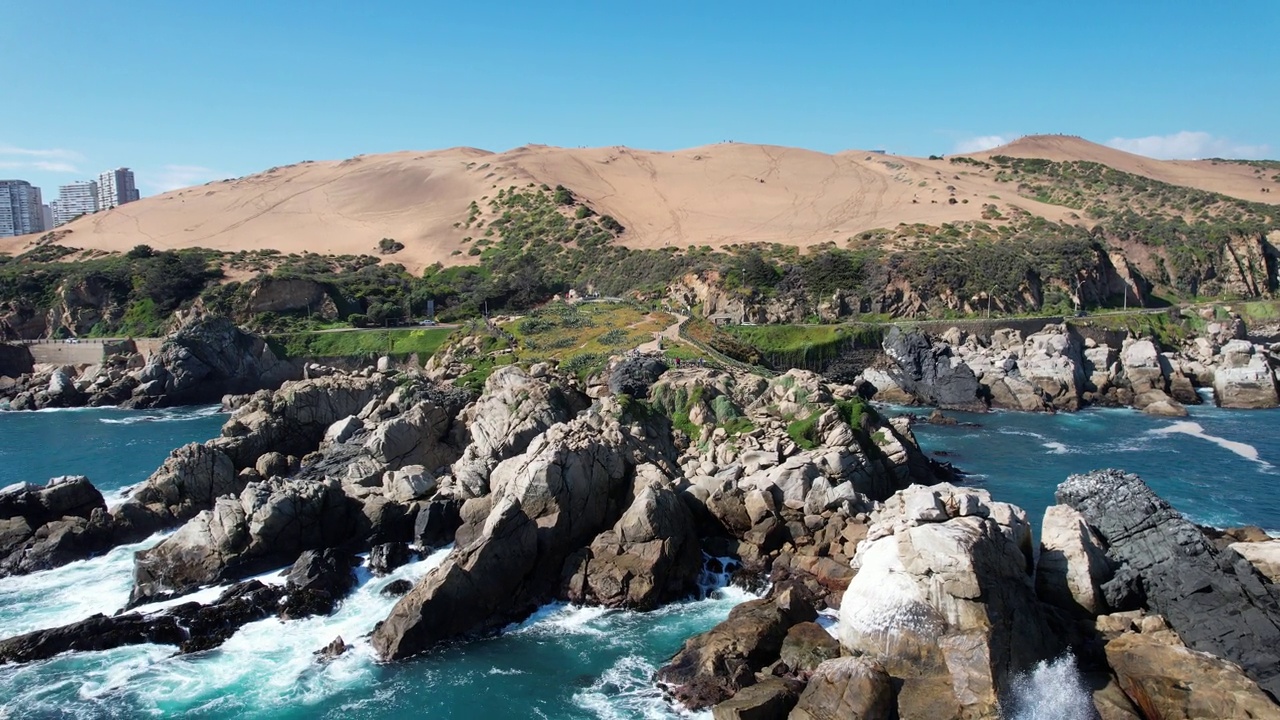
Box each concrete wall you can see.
[25,339,137,366]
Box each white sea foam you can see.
[574,654,710,720]
[1149,421,1268,466]
[1004,654,1095,720]
[98,405,224,425]
[1042,441,1069,454]
[0,532,170,636]
[125,545,452,713]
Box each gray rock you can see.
[880,327,984,411]
[1058,469,1280,699]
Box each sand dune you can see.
[976,135,1277,204]
[2,136,1275,273]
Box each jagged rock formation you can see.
[127,374,469,603]
[1058,469,1280,700]
[836,483,1059,719]
[0,476,113,575]
[373,359,941,660]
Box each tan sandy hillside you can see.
[974,135,1277,204]
[3,136,1276,273]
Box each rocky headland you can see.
[1,330,1279,718]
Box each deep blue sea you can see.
[905,391,1280,532]
[0,397,1276,718]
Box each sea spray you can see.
[0,532,170,636]
[1004,654,1095,720]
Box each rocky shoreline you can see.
[856,315,1280,416]
[2,321,1279,718]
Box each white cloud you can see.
[0,144,83,174]
[1106,131,1272,160]
[0,160,80,173]
[141,164,222,194]
[953,135,1012,154]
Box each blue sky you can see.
[3,1,1276,198]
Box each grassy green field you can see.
[270,327,453,359]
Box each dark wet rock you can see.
[369,542,412,576]
[655,582,818,710]
[0,575,356,664]
[607,355,668,399]
[0,612,186,664]
[1059,469,1280,700]
[413,498,463,550]
[878,327,984,411]
[316,635,349,661]
[286,548,359,596]
[381,578,413,597]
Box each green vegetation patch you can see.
[271,328,452,359]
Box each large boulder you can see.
[789,657,895,720]
[448,365,586,498]
[1103,617,1280,719]
[1036,504,1112,616]
[1059,469,1280,699]
[836,484,1058,719]
[126,315,299,408]
[879,328,984,411]
[112,443,239,537]
[130,477,359,604]
[561,480,702,609]
[1214,340,1279,409]
[655,583,818,710]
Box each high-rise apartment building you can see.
[55,181,98,226]
[97,168,139,209]
[41,204,53,231]
[0,180,46,237]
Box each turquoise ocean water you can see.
[0,397,1276,718]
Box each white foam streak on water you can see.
[1004,655,1095,720]
[0,532,170,636]
[1149,420,1268,465]
[1042,441,1069,454]
[97,405,224,425]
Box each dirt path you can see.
[637,313,686,353]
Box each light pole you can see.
[1072,279,1086,317]
[986,287,995,319]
